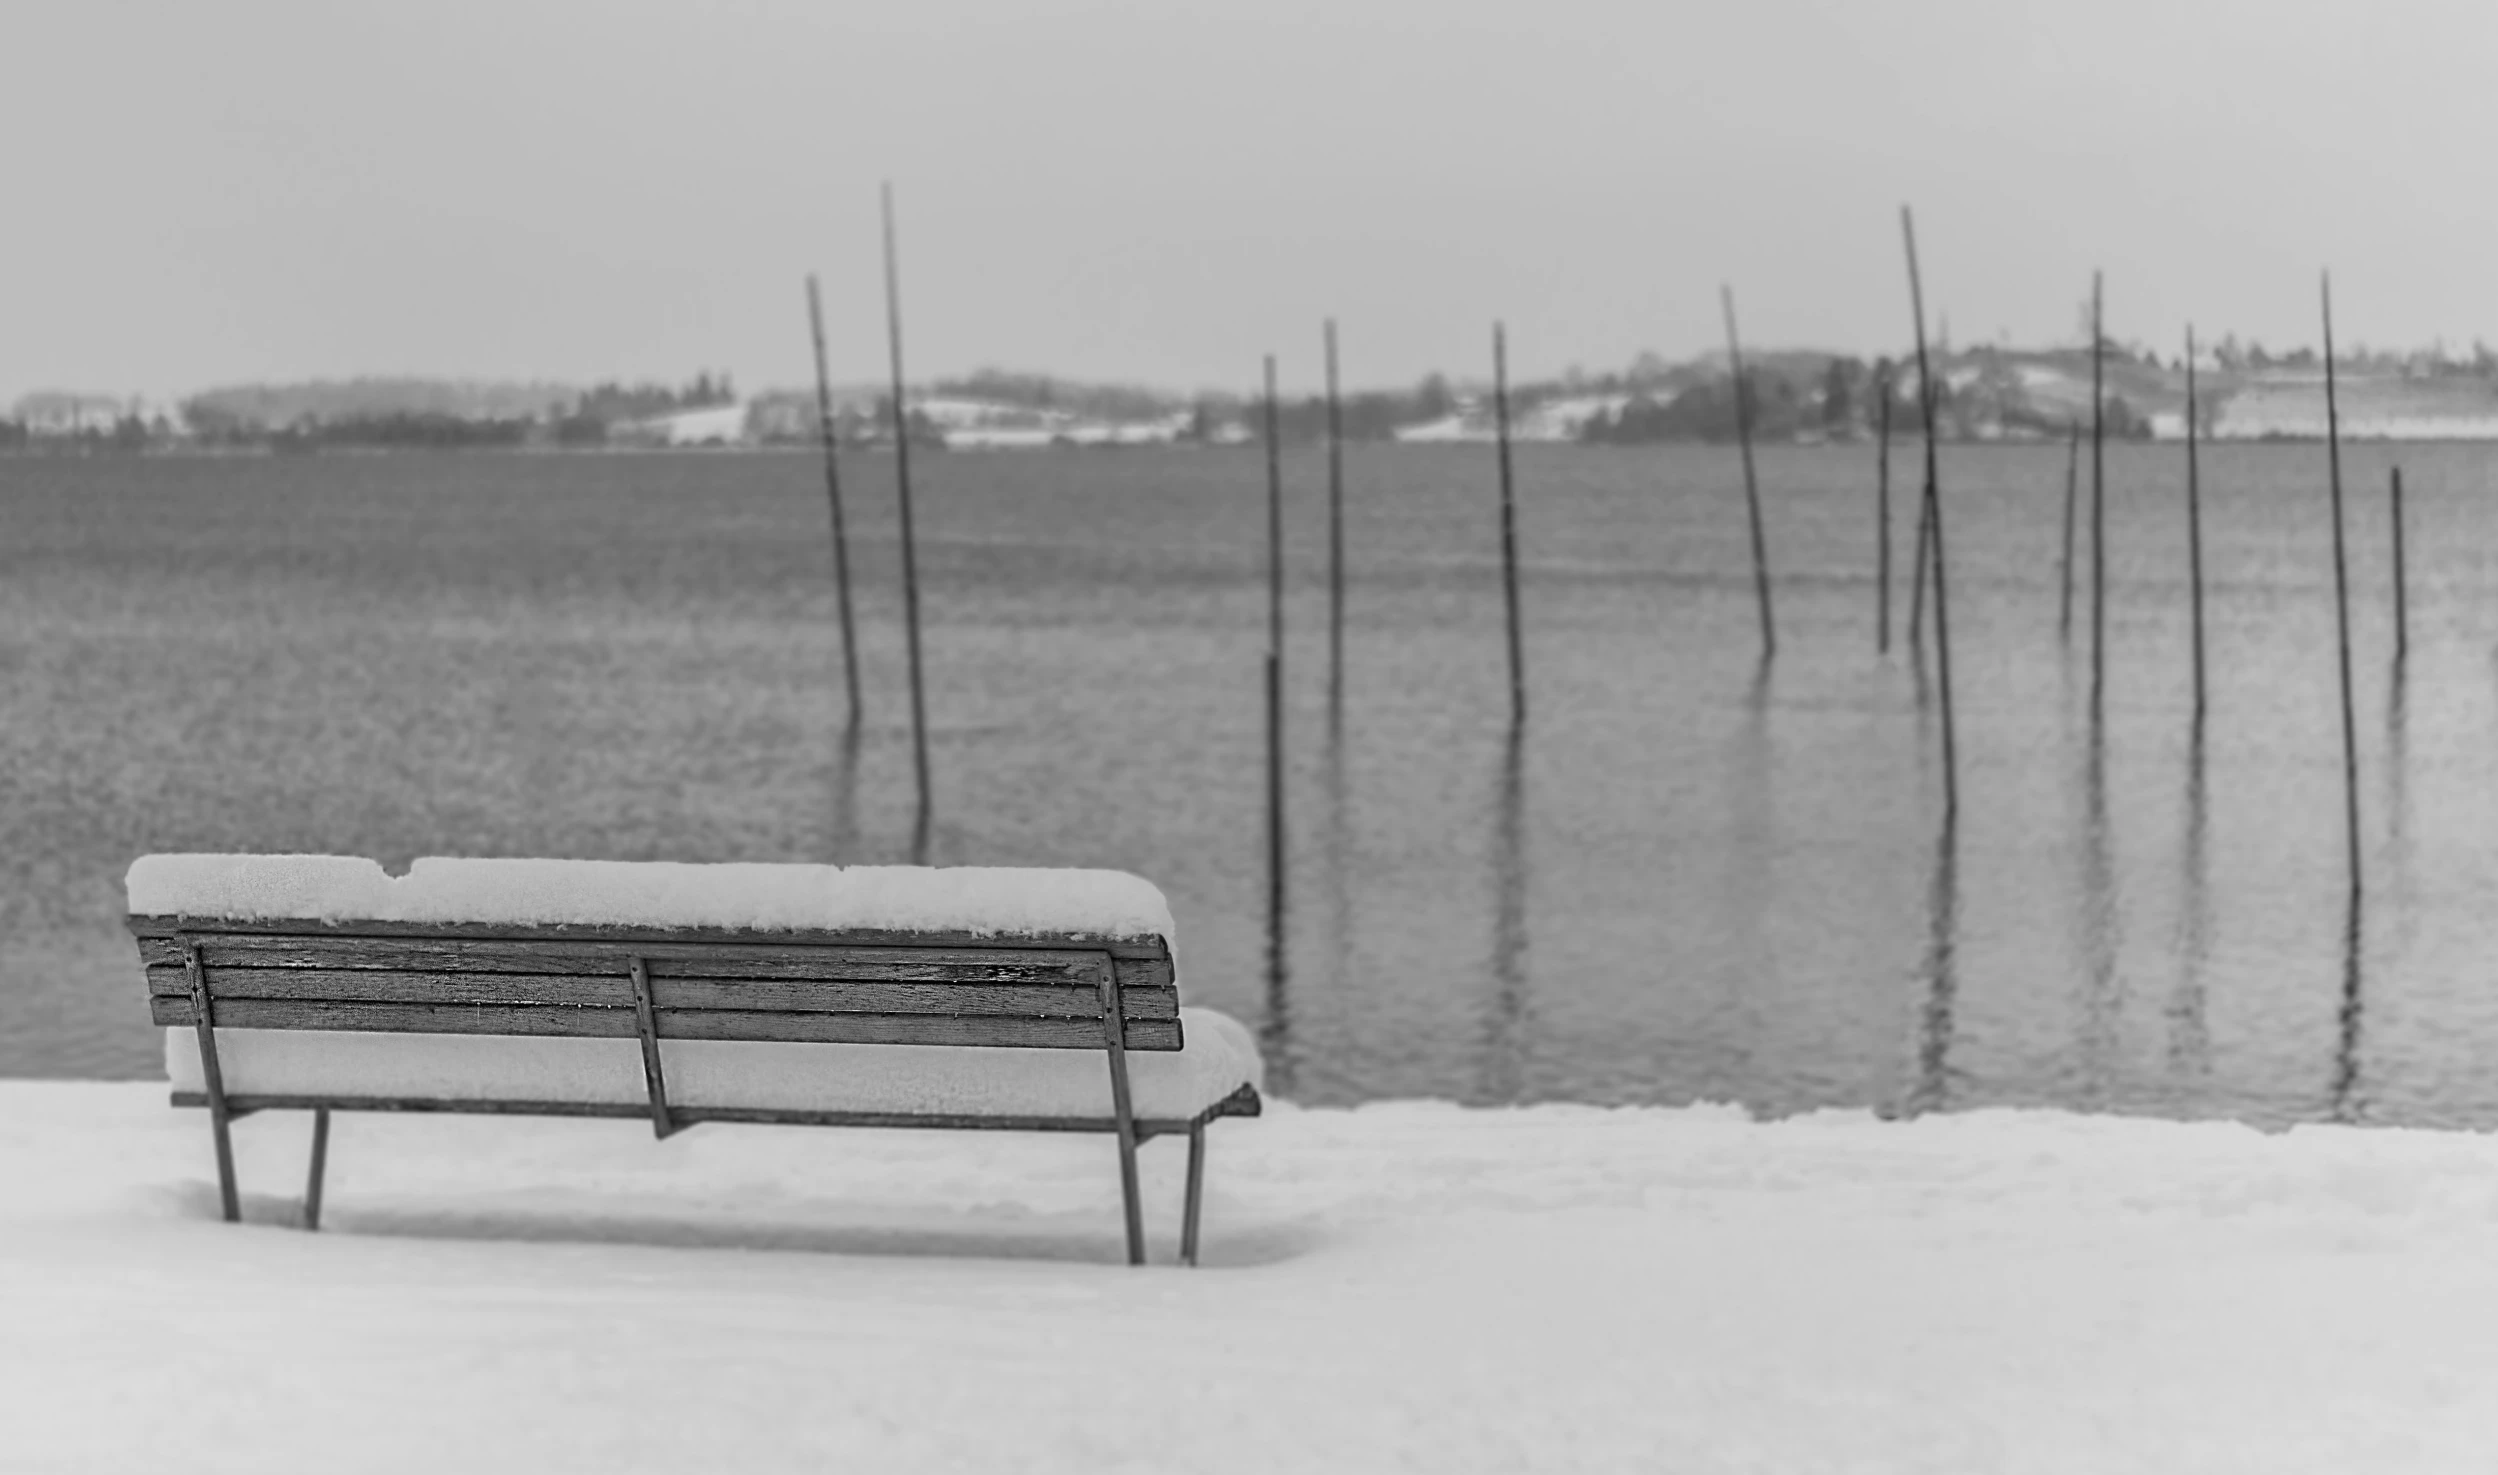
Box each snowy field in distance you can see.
[8,1082,2498,1471]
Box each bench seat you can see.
[164,1006,1261,1124]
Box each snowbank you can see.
[125,854,1177,942]
[10,1083,2498,1470]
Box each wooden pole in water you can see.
[881,181,932,846]
[1908,432,1932,653]
[1325,319,1346,727]
[2390,465,2409,664]
[1263,355,1288,958]
[1721,287,1776,662]
[1266,355,1286,697]
[2058,420,2079,642]
[2090,270,2106,712]
[805,274,862,726]
[2186,326,2207,720]
[2322,272,2362,895]
[1903,205,1958,816]
[1493,322,1527,725]
[1876,362,1892,654]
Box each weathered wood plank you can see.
[127,915,1170,961]
[132,934,1161,988]
[652,977,1172,1020]
[663,1010,1182,1050]
[153,995,636,1037]
[1112,955,1173,992]
[144,965,1177,1020]
[149,966,635,1006]
[149,995,1184,1049]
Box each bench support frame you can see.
[170,1087,1257,1262]
[303,1107,331,1230]
[161,928,1258,1264]
[627,955,675,1140]
[186,943,242,1224]
[1096,952,1147,1264]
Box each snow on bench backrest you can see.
[129,855,1184,1052]
[128,855,1178,939]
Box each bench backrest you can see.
[130,919,1182,1051]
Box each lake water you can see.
[10,441,2498,1127]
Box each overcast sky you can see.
[9,0,2496,401]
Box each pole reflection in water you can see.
[1259,650,1293,1097]
[1906,809,1960,1115]
[2337,585,2402,1125]
[1476,726,1529,1103]
[909,799,932,867]
[830,714,863,862]
[2074,713,2123,1105]
[1261,932,1294,1098]
[2386,658,2411,911]
[2333,882,2366,1122]
[1722,661,1776,1044]
[1260,915,1294,1098]
[2167,717,2212,1078]
[1322,714,1354,1035]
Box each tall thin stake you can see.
[1876,363,1892,654]
[2058,421,2079,641]
[1325,319,1346,727]
[2186,326,2207,719]
[1721,287,1776,661]
[1903,206,1957,816]
[881,181,932,852]
[1909,438,1932,653]
[1266,356,1286,692]
[2390,466,2409,664]
[1493,323,1527,725]
[2090,271,2106,711]
[2322,273,2361,896]
[805,274,862,726]
[1263,356,1288,964]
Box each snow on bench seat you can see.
[162,1008,1263,1123]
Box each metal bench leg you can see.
[188,943,241,1224]
[1096,955,1146,1266]
[1181,1122,1207,1267]
[628,956,676,1140]
[205,1107,240,1223]
[303,1108,331,1231]
[1113,1129,1145,1267]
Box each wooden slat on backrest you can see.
[130,918,1183,1051]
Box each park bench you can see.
[128,855,1263,1265]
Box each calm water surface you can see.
[10,442,2498,1127]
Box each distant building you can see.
[1392,394,1624,443]
[12,392,146,434]
[621,401,753,447]
[898,396,1188,450]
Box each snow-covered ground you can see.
[10,1083,2498,1470]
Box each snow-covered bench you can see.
[127,855,1263,1265]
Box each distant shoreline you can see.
[11,433,2498,459]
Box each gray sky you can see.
[10,0,2496,401]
